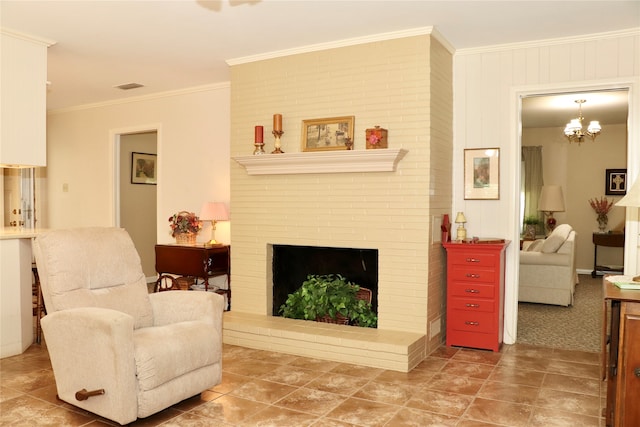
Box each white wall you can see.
[454,29,640,345]
[45,84,231,245]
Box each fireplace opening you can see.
[271,244,378,317]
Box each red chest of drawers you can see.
[442,240,509,351]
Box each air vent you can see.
[114,83,144,90]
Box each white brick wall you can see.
[229,35,452,352]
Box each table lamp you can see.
[615,177,640,281]
[455,212,467,241]
[538,185,565,234]
[199,202,229,246]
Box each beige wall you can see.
[45,84,231,246]
[229,34,452,350]
[522,123,627,271]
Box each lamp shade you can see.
[616,178,640,207]
[455,212,467,224]
[200,202,229,221]
[538,185,565,212]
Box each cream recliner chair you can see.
[33,227,224,425]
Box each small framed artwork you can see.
[464,148,500,200]
[131,152,157,185]
[301,116,354,152]
[605,168,627,195]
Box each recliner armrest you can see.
[40,307,138,425]
[149,291,224,327]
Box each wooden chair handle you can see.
[75,388,105,401]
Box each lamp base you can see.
[205,240,223,247]
[456,226,467,241]
[544,212,557,234]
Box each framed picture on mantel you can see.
[464,148,500,200]
[301,116,354,152]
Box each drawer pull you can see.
[465,258,480,263]
[635,367,640,378]
[465,289,480,293]
[466,303,480,308]
[464,321,479,326]
[466,273,480,279]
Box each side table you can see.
[592,232,624,278]
[155,244,231,310]
[602,276,640,426]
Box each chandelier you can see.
[563,99,601,144]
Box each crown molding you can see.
[456,28,640,56]
[48,82,230,115]
[1,27,56,47]
[226,27,436,66]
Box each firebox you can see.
[271,244,378,317]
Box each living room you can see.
[2,2,639,363]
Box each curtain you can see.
[522,146,544,233]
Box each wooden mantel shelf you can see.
[233,148,408,175]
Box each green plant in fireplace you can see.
[279,274,377,328]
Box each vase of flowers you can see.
[168,211,202,244]
[588,196,614,233]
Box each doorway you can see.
[515,86,633,350]
[118,131,158,280]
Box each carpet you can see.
[517,274,602,352]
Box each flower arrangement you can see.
[588,196,615,217]
[589,196,615,231]
[168,211,202,237]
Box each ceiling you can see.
[1,1,638,126]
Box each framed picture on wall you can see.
[605,168,627,195]
[464,148,500,200]
[301,116,354,152]
[131,152,157,185]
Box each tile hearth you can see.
[1,340,604,426]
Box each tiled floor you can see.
[1,341,604,426]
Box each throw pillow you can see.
[526,239,545,252]
[541,223,572,253]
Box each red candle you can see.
[273,114,282,132]
[255,126,263,143]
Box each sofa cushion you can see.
[133,320,221,391]
[541,224,573,254]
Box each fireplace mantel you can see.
[233,148,407,175]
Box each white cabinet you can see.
[1,29,54,167]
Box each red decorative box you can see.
[365,126,388,149]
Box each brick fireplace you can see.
[223,31,453,371]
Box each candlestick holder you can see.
[253,141,265,155]
[271,130,284,154]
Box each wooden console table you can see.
[602,276,640,426]
[155,244,230,310]
[592,232,625,278]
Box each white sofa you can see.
[518,223,578,306]
[33,227,224,425]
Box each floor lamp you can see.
[616,178,640,281]
[200,202,229,246]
